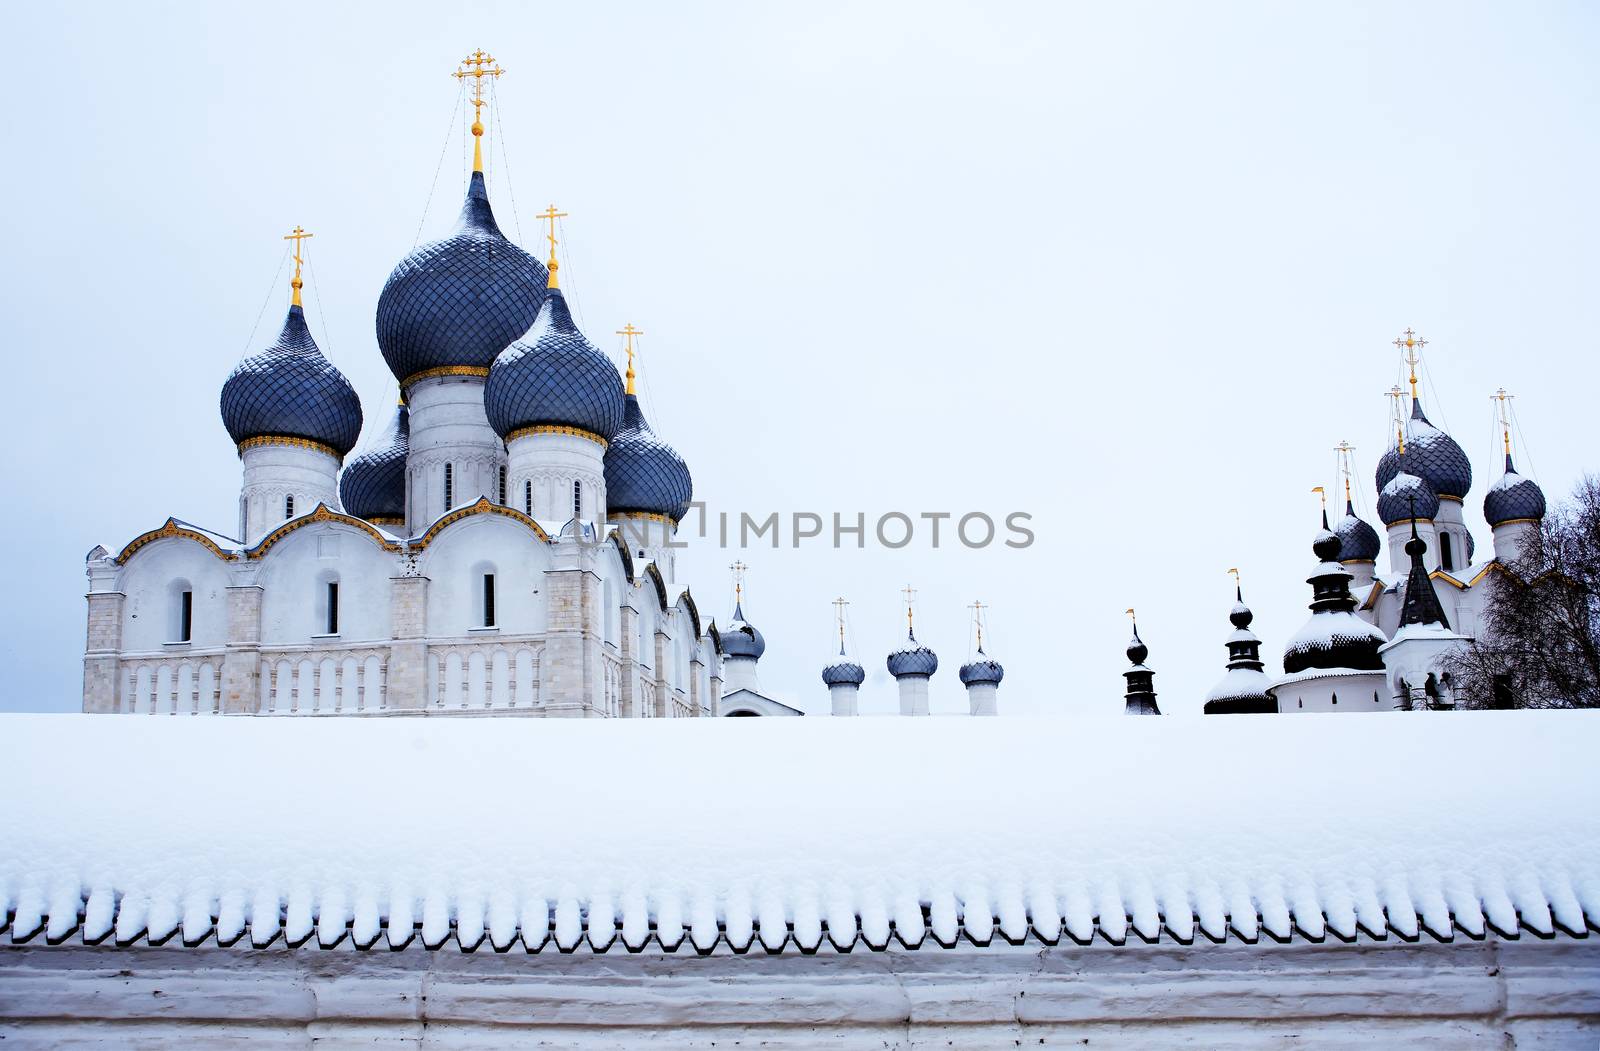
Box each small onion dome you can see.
[887,632,939,679]
[604,394,693,521]
[485,287,626,441]
[822,653,866,687]
[1484,454,1547,526]
[221,304,363,455]
[1127,632,1149,665]
[1377,471,1439,526]
[339,402,409,522]
[959,650,1004,686]
[375,171,548,385]
[720,602,766,660]
[1334,500,1381,562]
[1203,593,1275,714]
[1374,399,1473,500]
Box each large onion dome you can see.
[1334,498,1381,563]
[604,394,693,521]
[1484,454,1547,526]
[485,287,626,441]
[375,171,547,385]
[720,601,766,660]
[1374,399,1472,500]
[1378,471,1439,525]
[887,631,938,679]
[220,304,363,455]
[1282,514,1387,674]
[959,650,1004,686]
[1203,590,1276,715]
[339,402,409,523]
[822,649,866,687]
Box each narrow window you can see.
[444,464,454,511]
[524,480,533,516]
[572,480,582,518]
[1331,692,1338,705]
[179,590,193,643]
[483,573,496,627]
[1439,530,1455,571]
[326,581,339,635]
[285,494,295,519]
[498,465,508,505]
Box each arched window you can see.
[482,572,496,628]
[524,479,533,516]
[572,480,582,519]
[498,465,507,505]
[170,580,194,643]
[1439,530,1455,572]
[444,464,454,511]
[285,494,295,520]
[317,576,340,635]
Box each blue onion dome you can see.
[959,650,1004,686]
[484,287,626,441]
[339,402,409,523]
[1334,499,1381,562]
[1378,471,1439,526]
[220,304,363,456]
[604,394,694,521]
[1484,453,1547,526]
[375,171,548,385]
[887,631,939,679]
[1374,399,1473,500]
[822,650,866,687]
[720,601,766,660]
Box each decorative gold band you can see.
[1438,494,1463,504]
[366,516,405,526]
[1492,517,1541,527]
[402,365,491,388]
[610,511,673,525]
[237,435,342,461]
[506,423,608,448]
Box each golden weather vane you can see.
[902,584,918,634]
[536,203,569,288]
[1312,485,1326,513]
[1493,387,1515,458]
[968,599,987,651]
[832,596,849,651]
[283,225,313,307]
[1227,567,1242,596]
[453,49,505,174]
[616,323,643,395]
[1393,327,1427,401]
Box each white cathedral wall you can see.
[1272,671,1390,713]
[117,541,231,654]
[506,431,607,523]
[416,515,552,637]
[238,443,341,546]
[256,525,396,647]
[404,375,506,531]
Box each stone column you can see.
[653,630,670,718]
[710,663,723,717]
[221,585,264,713]
[543,538,604,718]
[82,592,125,713]
[618,603,640,718]
[689,656,703,716]
[386,573,430,711]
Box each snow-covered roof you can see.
[2,713,1596,953]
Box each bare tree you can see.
[1446,475,1600,709]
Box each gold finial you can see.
[453,49,505,174]
[832,596,849,652]
[283,225,313,307]
[1393,327,1427,401]
[968,599,987,651]
[1493,387,1515,457]
[1387,385,1408,456]
[729,560,748,609]
[902,584,917,635]
[616,323,643,395]
[536,203,568,288]
[1335,440,1355,503]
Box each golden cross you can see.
[1335,440,1355,503]
[453,50,504,173]
[1386,385,1408,455]
[616,323,643,395]
[968,599,987,650]
[902,584,917,633]
[832,596,849,650]
[283,225,312,307]
[536,204,568,286]
[729,561,748,607]
[1393,327,1427,400]
[1493,387,1515,456]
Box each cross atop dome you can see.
[616,323,643,395]
[283,225,312,307]
[969,599,988,651]
[902,584,918,635]
[1393,327,1427,401]
[453,49,504,174]
[1493,387,1516,457]
[536,203,569,288]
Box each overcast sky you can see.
[2,1,1596,716]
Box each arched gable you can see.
[117,518,236,565]
[641,562,669,612]
[607,529,635,582]
[677,586,703,640]
[249,504,401,560]
[415,497,551,549]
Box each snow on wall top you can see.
[2,712,1597,954]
